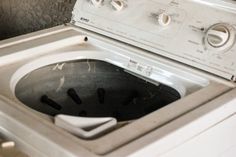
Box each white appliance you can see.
[0,0,236,156]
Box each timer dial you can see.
[204,23,235,52]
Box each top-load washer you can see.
[0,0,236,157]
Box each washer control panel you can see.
[72,0,236,81]
[204,23,235,52]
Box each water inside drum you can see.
[15,60,180,122]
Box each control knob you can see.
[91,0,103,8]
[111,0,126,11]
[157,13,171,27]
[204,23,235,52]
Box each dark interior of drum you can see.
[15,60,181,122]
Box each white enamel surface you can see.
[0,25,233,156]
[161,114,236,157]
[122,89,236,157]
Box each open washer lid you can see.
[71,0,236,81]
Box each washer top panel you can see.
[72,0,236,81]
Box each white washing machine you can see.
[0,0,236,157]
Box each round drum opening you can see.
[15,60,181,122]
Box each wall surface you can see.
[0,0,76,40]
